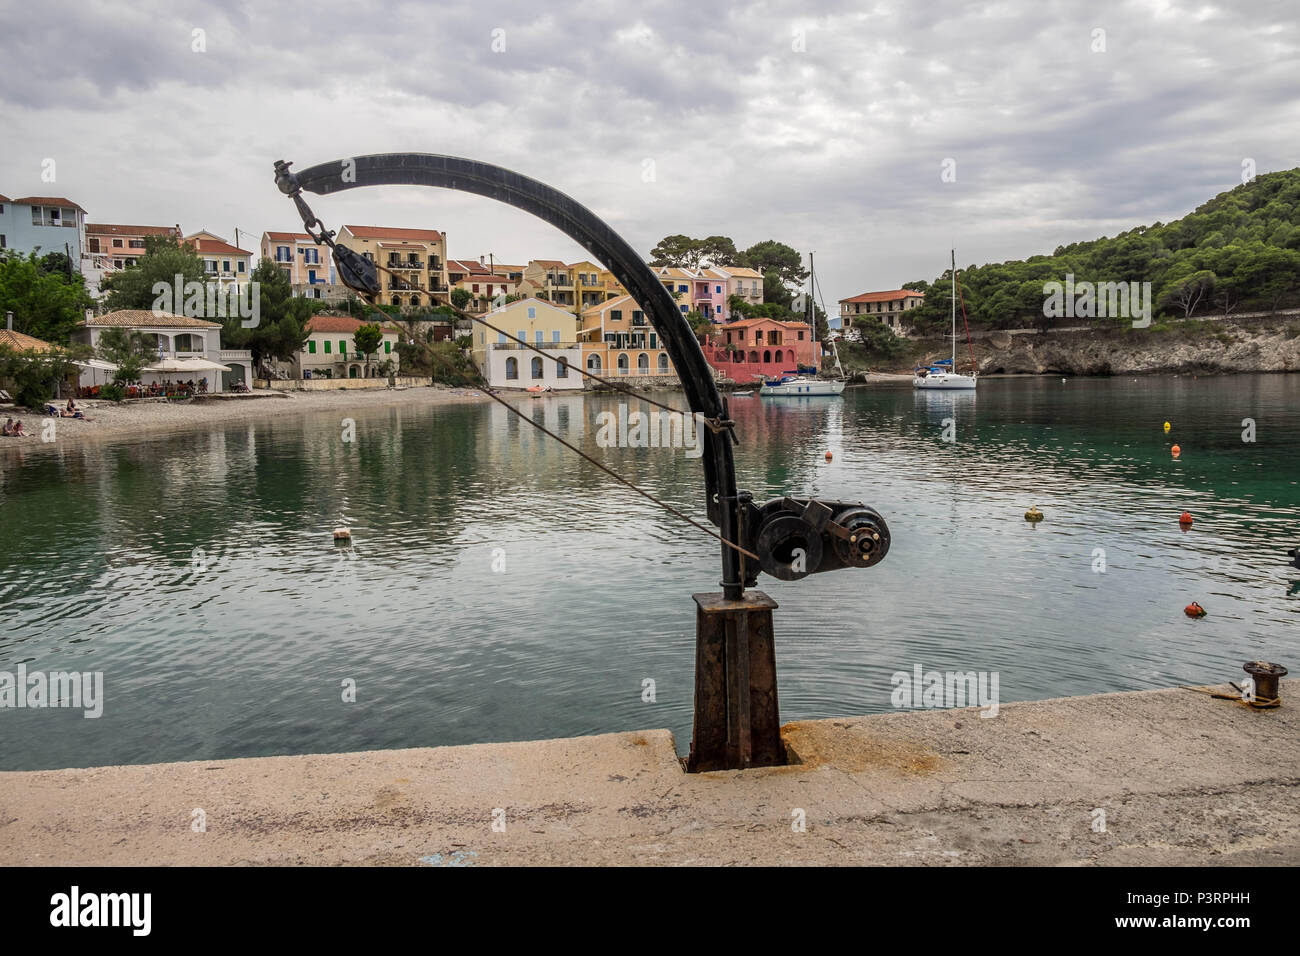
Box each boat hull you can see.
[913,373,976,390]
[759,379,846,396]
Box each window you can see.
[472,284,479,293]
[658,353,669,372]
[527,306,536,318]
[339,340,346,356]
[304,248,319,264]
[308,341,316,354]
[384,341,391,354]
[637,353,649,372]
[587,354,601,371]
[129,239,145,249]
[324,341,331,354]
[0,236,6,249]
[497,332,507,344]
[531,357,543,379]
[112,239,124,248]
[679,305,687,313]
[798,331,805,340]
[222,260,231,273]
[505,357,518,379]
[535,330,543,344]
[517,330,526,342]
[649,333,657,349]
[238,261,246,273]
[205,259,217,273]
[551,330,560,343]
[611,310,622,322]
[716,285,722,293]
[276,245,290,261]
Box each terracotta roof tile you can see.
[343,225,444,241]
[0,329,55,352]
[840,289,924,304]
[82,310,222,329]
[86,223,180,237]
[12,196,85,213]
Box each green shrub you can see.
[99,383,125,402]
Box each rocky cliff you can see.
[902,319,1300,376]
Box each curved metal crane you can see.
[274,153,890,770]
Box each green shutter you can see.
[339,339,346,355]
[308,341,316,354]
[324,341,331,354]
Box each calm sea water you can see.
[2,376,1297,770]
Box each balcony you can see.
[490,341,578,350]
[547,276,573,288]
[220,349,253,362]
[387,259,424,270]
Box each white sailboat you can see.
[759,252,846,397]
[913,250,977,391]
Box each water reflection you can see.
[1,375,1297,770]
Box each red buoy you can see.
[1171,443,1181,458]
[825,450,833,461]
[1179,511,1193,527]
[1184,601,1207,618]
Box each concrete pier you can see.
[2,680,1297,866]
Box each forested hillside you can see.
[900,169,1300,334]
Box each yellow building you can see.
[471,297,582,389]
[335,225,450,309]
[578,294,675,378]
[519,259,626,314]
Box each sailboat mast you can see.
[950,248,957,366]
[808,252,816,347]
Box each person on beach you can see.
[2,418,13,436]
[12,420,28,436]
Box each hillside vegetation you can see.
[899,169,1300,334]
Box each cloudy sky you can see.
[2,0,1297,303]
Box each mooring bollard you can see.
[1242,661,1288,708]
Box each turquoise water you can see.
[1,375,1297,770]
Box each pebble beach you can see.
[0,386,491,452]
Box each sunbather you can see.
[2,417,13,436]
[12,420,28,436]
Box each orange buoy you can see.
[1184,601,1207,618]
[1179,511,1193,527]
[825,450,833,461]
[1171,443,1181,458]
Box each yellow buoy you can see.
[1024,506,1043,522]
[1163,421,1171,433]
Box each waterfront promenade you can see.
[3,680,1296,866]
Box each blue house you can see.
[0,193,87,267]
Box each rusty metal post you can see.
[1243,661,1288,708]
[686,591,783,772]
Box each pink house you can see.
[657,267,729,323]
[702,317,821,382]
